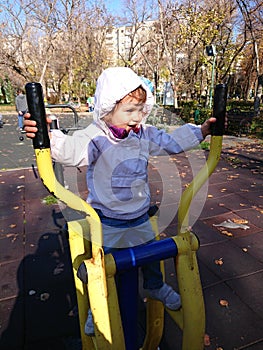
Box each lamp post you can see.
[206,45,216,108]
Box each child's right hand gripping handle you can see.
[25,82,50,149]
[212,83,228,136]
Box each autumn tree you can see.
[235,0,263,107]
[0,0,113,102]
[154,0,248,107]
[0,0,262,108]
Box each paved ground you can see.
[0,113,262,350]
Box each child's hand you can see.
[24,113,51,139]
[201,117,216,138]
[201,115,228,138]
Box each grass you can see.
[0,104,15,112]
[200,141,210,150]
[41,195,58,205]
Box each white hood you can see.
[93,67,154,123]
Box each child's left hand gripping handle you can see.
[25,82,50,149]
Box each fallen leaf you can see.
[160,232,167,237]
[232,219,248,224]
[6,233,17,238]
[68,309,77,317]
[53,263,64,275]
[40,292,50,301]
[215,258,223,266]
[219,299,229,307]
[11,235,17,243]
[204,334,211,346]
[221,230,233,237]
[9,224,17,228]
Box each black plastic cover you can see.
[212,84,228,136]
[25,82,50,149]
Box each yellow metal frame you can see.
[34,134,223,350]
[142,136,223,349]
[35,148,125,349]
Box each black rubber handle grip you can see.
[211,84,228,136]
[25,82,50,149]
[50,116,59,130]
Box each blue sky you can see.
[106,0,124,14]
[105,0,158,19]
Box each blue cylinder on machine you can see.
[112,238,178,273]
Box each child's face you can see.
[105,97,145,132]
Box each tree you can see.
[235,0,263,102]
[0,0,262,107]
[0,0,114,101]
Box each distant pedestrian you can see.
[87,95,94,112]
[194,107,200,125]
[15,90,28,131]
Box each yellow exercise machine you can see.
[25,82,227,350]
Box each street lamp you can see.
[206,45,216,108]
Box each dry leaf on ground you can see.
[221,230,233,237]
[40,293,50,301]
[204,334,211,346]
[219,299,229,307]
[215,258,223,266]
[9,224,17,228]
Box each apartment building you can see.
[104,21,156,65]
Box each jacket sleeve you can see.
[50,129,90,167]
[147,123,204,156]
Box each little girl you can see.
[24,67,216,335]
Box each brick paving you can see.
[0,114,262,349]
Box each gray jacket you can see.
[15,94,28,113]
